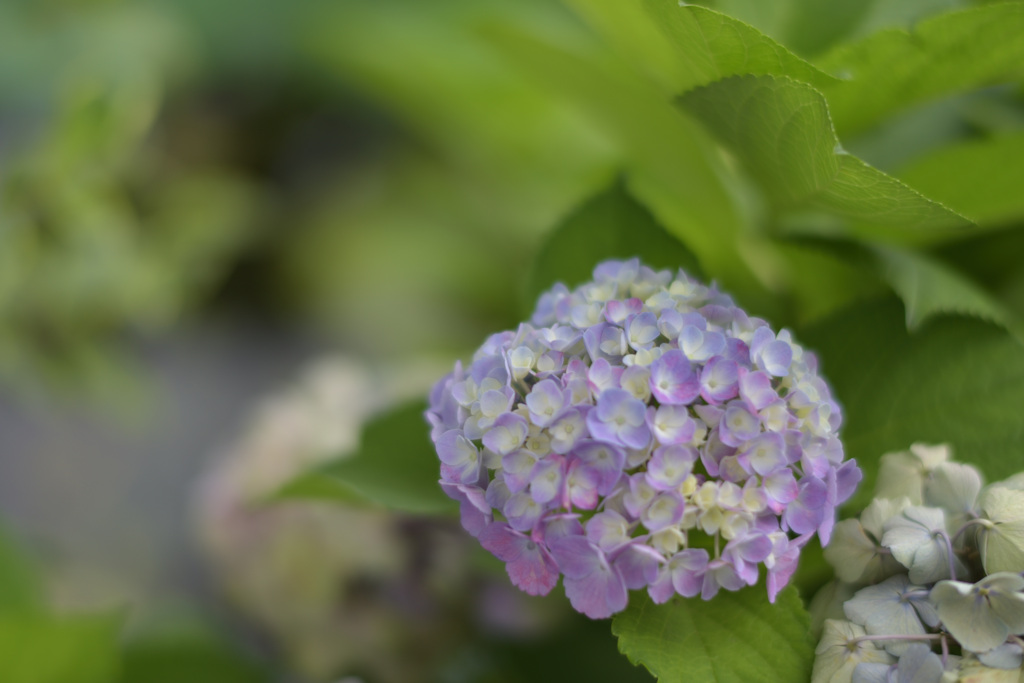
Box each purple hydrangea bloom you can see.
[427,259,860,618]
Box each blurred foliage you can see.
[0,527,44,615]
[439,612,654,682]
[4,0,1024,680]
[5,0,1023,385]
[0,527,119,683]
[0,0,265,397]
[0,525,274,683]
[0,612,121,683]
[115,610,272,683]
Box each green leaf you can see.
[612,586,814,683]
[681,75,837,207]
[808,156,968,239]
[770,239,1011,331]
[277,400,456,515]
[786,239,1015,332]
[679,74,969,237]
[897,131,1024,227]
[0,612,121,683]
[872,246,1014,331]
[563,1,836,93]
[525,180,701,310]
[685,0,797,42]
[818,3,1024,136]
[801,297,1024,508]
[644,2,837,90]
[696,0,798,40]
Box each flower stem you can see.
[938,530,957,581]
[850,633,943,646]
[952,517,993,542]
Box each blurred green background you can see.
[3,0,1024,681]
[0,1,616,680]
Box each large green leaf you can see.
[277,400,456,515]
[819,3,1024,136]
[0,613,121,683]
[679,74,969,237]
[612,586,814,683]
[644,2,836,90]
[563,0,835,93]
[801,297,1024,508]
[525,180,701,311]
[897,131,1024,227]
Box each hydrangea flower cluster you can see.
[427,259,862,618]
[811,444,1024,683]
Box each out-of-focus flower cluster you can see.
[811,444,1024,683]
[427,259,861,618]
[194,357,556,683]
